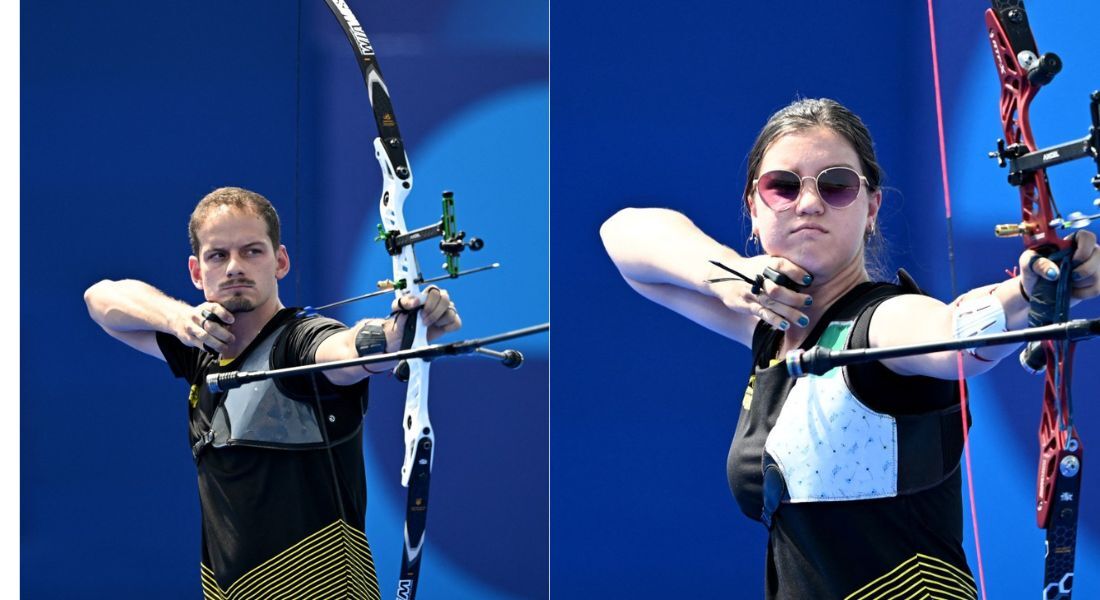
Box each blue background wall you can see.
[551,1,1100,598]
[23,1,547,598]
[24,0,1100,598]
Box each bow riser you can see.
[984,3,1088,597]
[986,0,1080,524]
[372,135,435,487]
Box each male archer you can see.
[84,186,460,598]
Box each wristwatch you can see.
[354,322,388,356]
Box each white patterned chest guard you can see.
[763,320,899,502]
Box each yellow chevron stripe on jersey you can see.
[844,553,977,600]
[200,520,380,600]
[200,563,227,600]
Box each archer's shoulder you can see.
[872,269,945,311]
[281,311,351,343]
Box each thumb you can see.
[1024,251,1060,281]
[391,293,421,313]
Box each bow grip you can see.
[394,302,421,382]
[1027,241,1075,329]
[1019,241,1076,373]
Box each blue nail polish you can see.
[779,320,790,331]
[802,275,813,285]
[1046,267,1058,279]
[804,297,813,306]
[797,316,809,327]
[1072,271,1082,281]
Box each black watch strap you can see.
[354,322,388,356]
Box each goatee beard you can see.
[222,297,255,313]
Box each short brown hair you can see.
[188,187,281,255]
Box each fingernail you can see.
[1046,267,1058,279]
[797,316,809,327]
[1072,271,1082,281]
[802,275,813,285]
[779,320,790,331]
[804,296,813,306]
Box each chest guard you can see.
[763,320,960,505]
[193,321,365,460]
[748,277,964,528]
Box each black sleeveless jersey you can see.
[727,279,977,599]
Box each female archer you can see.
[601,98,1100,599]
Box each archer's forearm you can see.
[316,317,400,385]
[600,207,741,295]
[84,279,191,336]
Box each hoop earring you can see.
[746,232,762,255]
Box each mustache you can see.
[219,279,256,290]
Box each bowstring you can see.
[294,0,349,529]
[926,1,988,597]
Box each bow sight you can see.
[375,190,487,290]
[297,191,498,317]
[990,91,1100,238]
